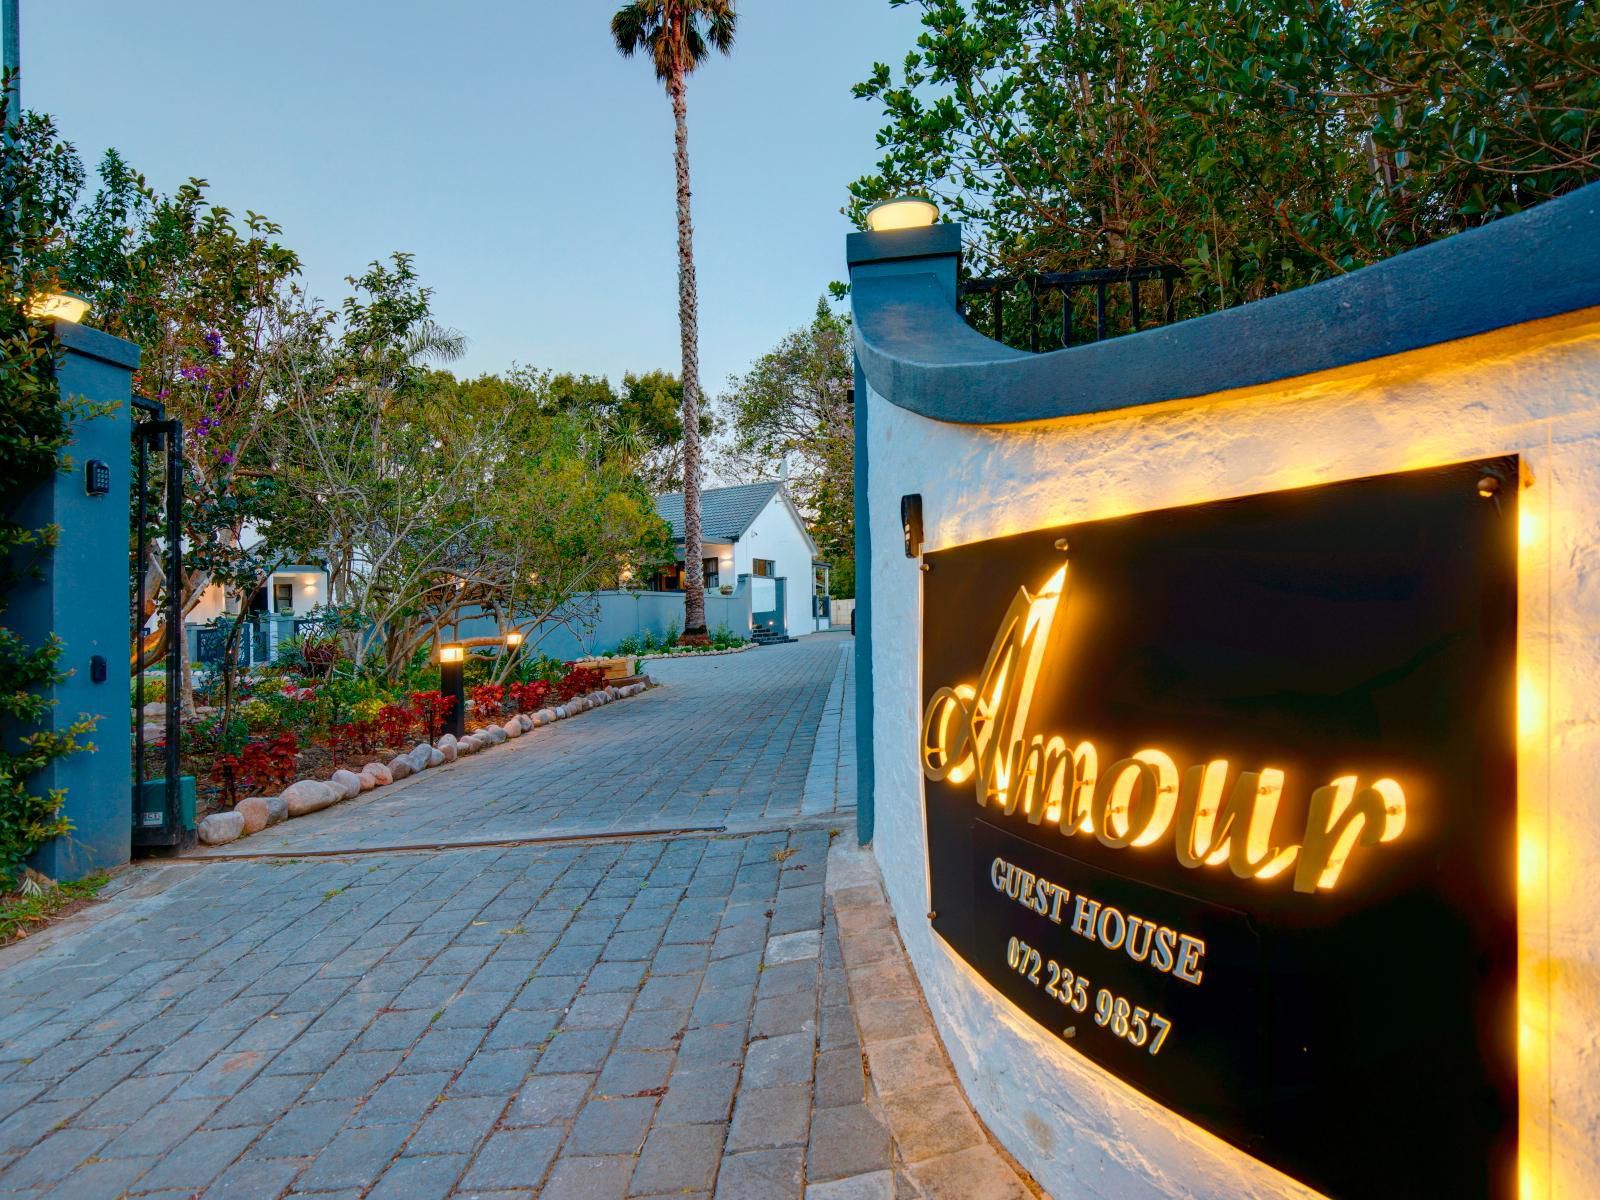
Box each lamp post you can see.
[439,643,466,739]
[3,0,18,141]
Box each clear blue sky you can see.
[21,1,922,393]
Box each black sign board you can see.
[920,458,1518,1200]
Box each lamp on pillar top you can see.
[438,643,466,738]
[503,631,524,648]
[26,290,92,324]
[865,197,940,233]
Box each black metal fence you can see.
[191,614,336,668]
[960,264,1183,352]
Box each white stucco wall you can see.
[866,308,1600,1200]
[735,493,822,636]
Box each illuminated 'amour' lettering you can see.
[921,566,1407,894]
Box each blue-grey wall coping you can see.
[55,317,142,370]
[849,181,1600,426]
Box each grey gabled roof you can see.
[655,481,782,543]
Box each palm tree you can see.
[611,0,735,643]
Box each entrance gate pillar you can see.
[15,319,139,880]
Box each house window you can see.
[273,581,294,613]
[752,558,777,578]
[651,560,720,591]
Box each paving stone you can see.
[716,1146,804,1200]
[458,1126,563,1190]
[481,1007,560,1050]
[595,1049,674,1097]
[863,1034,947,1097]
[616,1006,689,1051]
[585,961,649,992]
[765,930,821,964]
[100,1096,212,1163]
[655,1066,739,1127]
[208,1071,313,1127]
[0,1127,114,1190]
[879,1082,986,1163]
[536,1029,616,1074]
[628,1122,726,1196]
[248,1099,358,1159]
[726,1085,811,1151]
[750,990,817,1039]
[902,1145,1031,1199]
[802,1170,895,1200]
[675,1024,746,1070]
[741,1032,814,1088]
[690,984,754,1030]
[367,1151,469,1199]
[813,1048,866,1109]
[562,991,634,1030]
[805,1105,890,1183]
[129,1124,259,1192]
[203,1154,308,1198]
[294,1122,411,1191]
[399,1026,487,1073]
[41,1153,159,1199]
[406,1096,507,1154]
[72,1071,183,1126]
[354,1070,451,1125]
[450,1047,539,1096]
[542,1154,635,1200]
[569,1096,658,1155]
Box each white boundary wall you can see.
[866,309,1600,1199]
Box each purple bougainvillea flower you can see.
[204,329,223,356]
[219,451,236,465]
[179,363,208,381]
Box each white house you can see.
[652,481,831,638]
[187,562,330,624]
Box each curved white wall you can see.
[866,309,1600,1200]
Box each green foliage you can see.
[1,872,111,945]
[0,93,101,887]
[851,0,1600,316]
[717,299,853,597]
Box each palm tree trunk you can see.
[670,73,708,640]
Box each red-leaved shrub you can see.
[469,682,507,720]
[408,691,457,743]
[509,680,551,712]
[375,704,414,746]
[556,666,607,702]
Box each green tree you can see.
[0,97,99,886]
[851,0,1599,323]
[611,0,736,642]
[718,300,855,597]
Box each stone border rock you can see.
[193,679,653,848]
[636,642,756,665]
[825,840,1041,1199]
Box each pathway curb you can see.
[824,841,1040,1199]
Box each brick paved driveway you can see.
[0,636,888,1199]
[199,636,855,858]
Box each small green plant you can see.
[0,873,110,945]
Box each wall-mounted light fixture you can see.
[26,290,92,324]
[901,494,924,558]
[866,197,940,233]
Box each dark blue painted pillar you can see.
[15,319,140,880]
[846,223,962,847]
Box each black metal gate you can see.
[131,398,184,848]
